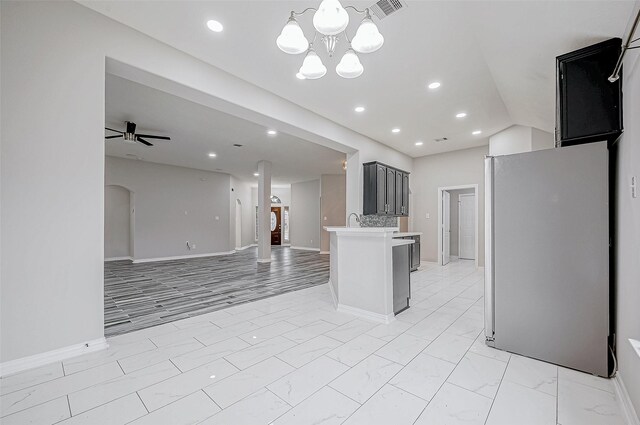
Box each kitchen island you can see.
[324,226,414,324]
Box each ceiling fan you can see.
[104,121,170,146]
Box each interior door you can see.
[376,164,387,214]
[442,191,451,265]
[458,194,475,259]
[270,207,281,245]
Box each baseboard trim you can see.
[290,246,321,252]
[133,251,235,263]
[0,337,108,377]
[336,303,395,324]
[105,256,132,262]
[236,244,257,251]
[257,258,271,263]
[319,251,330,255]
[328,279,338,308]
[614,374,640,425]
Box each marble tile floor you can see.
[104,246,329,337]
[1,260,627,425]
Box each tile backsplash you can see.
[359,214,399,228]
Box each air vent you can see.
[434,137,448,143]
[233,144,243,147]
[370,0,407,20]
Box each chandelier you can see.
[276,0,384,80]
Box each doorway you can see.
[271,206,282,245]
[235,199,242,250]
[438,185,478,267]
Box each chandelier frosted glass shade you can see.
[336,49,363,78]
[351,17,384,53]
[313,0,350,35]
[276,19,309,54]
[299,50,327,79]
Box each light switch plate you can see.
[631,176,637,198]
[426,213,430,219]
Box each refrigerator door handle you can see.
[484,156,496,344]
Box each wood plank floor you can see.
[104,247,329,336]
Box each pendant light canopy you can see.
[351,16,384,53]
[277,3,389,80]
[336,48,363,78]
[299,49,327,79]
[313,0,350,35]
[276,18,309,54]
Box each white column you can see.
[257,160,272,263]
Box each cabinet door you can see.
[395,170,404,215]
[376,164,387,214]
[402,173,410,216]
[386,167,396,214]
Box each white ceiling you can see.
[84,1,635,157]
[105,74,345,184]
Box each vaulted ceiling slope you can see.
[81,1,635,158]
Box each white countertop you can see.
[324,226,399,233]
[392,239,415,247]
[392,232,423,238]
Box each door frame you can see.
[458,193,475,260]
[437,184,479,267]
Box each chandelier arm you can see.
[344,5,368,14]
[291,8,317,17]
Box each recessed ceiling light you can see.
[267,129,277,136]
[354,106,365,113]
[209,375,216,379]
[415,141,424,146]
[456,112,467,118]
[428,82,441,89]
[254,172,259,177]
[208,152,217,157]
[391,128,401,133]
[296,72,306,80]
[206,20,223,32]
[472,130,482,135]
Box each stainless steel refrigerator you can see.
[484,141,610,377]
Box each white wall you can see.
[0,1,410,363]
[412,146,488,265]
[104,185,131,259]
[489,125,554,156]
[320,174,346,253]
[291,180,321,250]
[616,49,640,414]
[105,157,232,260]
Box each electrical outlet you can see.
[191,243,196,250]
[426,213,430,219]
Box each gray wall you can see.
[412,146,488,265]
[105,157,232,260]
[320,174,346,253]
[105,185,131,259]
[448,188,475,257]
[290,179,321,249]
[617,51,640,413]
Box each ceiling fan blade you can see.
[136,134,170,140]
[105,135,123,139]
[135,137,153,147]
[105,127,124,133]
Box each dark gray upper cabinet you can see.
[363,161,410,216]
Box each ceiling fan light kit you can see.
[104,121,171,147]
[276,0,386,79]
